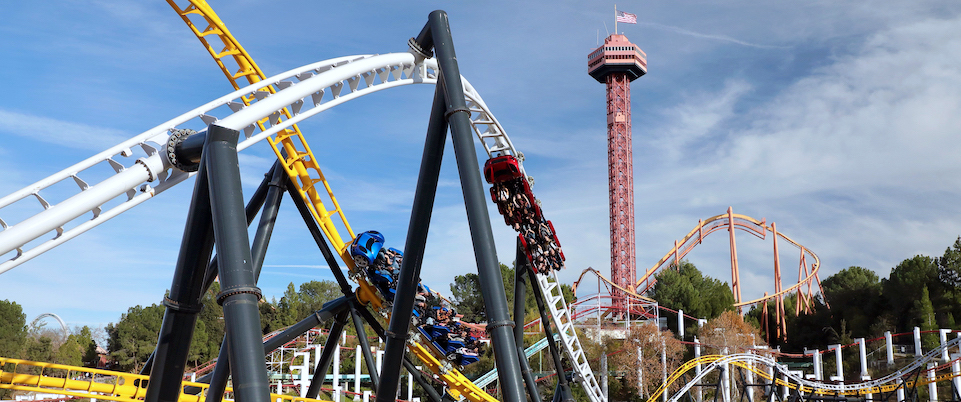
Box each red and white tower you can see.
[588,34,647,317]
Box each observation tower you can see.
[588,34,647,317]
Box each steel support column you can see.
[306,311,350,399]
[146,147,216,402]
[375,57,449,402]
[514,241,543,402]
[205,123,269,402]
[528,256,574,402]
[428,10,525,401]
[352,302,445,402]
[141,162,276,378]
[350,300,380,391]
[203,160,288,402]
[200,297,350,399]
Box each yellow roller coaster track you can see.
[166,2,497,401]
[166,0,354,263]
[646,354,961,402]
[0,357,331,402]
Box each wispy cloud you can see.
[639,21,790,49]
[630,15,961,292]
[0,109,129,152]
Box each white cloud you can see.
[0,109,130,152]
[638,22,790,49]
[629,15,961,301]
[649,80,753,161]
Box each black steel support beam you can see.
[284,176,354,295]
[141,162,276,379]
[352,302,444,402]
[205,123,270,402]
[350,300,381,390]
[376,63,449,402]
[514,243,542,402]
[306,310,350,399]
[203,161,287,402]
[201,162,278,289]
[199,297,350,399]
[552,380,575,402]
[528,255,573,402]
[249,160,285,278]
[428,10,526,401]
[145,146,216,402]
[381,10,525,402]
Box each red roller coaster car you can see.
[483,155,523,184]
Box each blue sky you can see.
[2,0,961,332]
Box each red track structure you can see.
[588,34,647,318]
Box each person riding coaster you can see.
[483,155,565,274]
[348,230,485,367]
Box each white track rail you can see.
[535,271,606,402]
[0,49,602,401]
[0,52,516,274]
[666,337,961,402]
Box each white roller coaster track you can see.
[663,337,961,402]
[0,51,604,402]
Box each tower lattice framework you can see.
[587,33,647,317]
[606,72,636,315]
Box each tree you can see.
[189,282,224,366]
[299,280,342,312]
[883,255,938,330]
[106,304,165,372]
[938,238,961,285]
[610,323,685,398]
[0,300,26,399]
[23,336,53,366]
[821,266,883,339]
[450,272,486,322]
[54,326,96,367]
[0,299,27,359]
[647,261,734,332]
[914,286,938,350]
[449,262,560,323]
[700,311,762,354]
[936,237,961,326]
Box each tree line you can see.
[574,236,961,401]
[2,236,960,400]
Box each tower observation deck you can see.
[587,34,647,317]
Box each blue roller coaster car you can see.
[367,267,396,302]
[349,230,385,269]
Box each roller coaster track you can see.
[573,208,825,340]
[0,357,331,402]
[166,0,355,266]
[648,337,961,402]
[0,6,601,401]
[636,208,824,309]
[168,2,491,400]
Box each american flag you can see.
[616,10,637,24]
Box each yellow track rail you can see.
[167,0,354,263]
[167,2,495,401]
[0,357,330,402]
[407,340,499,402]
[647,355,961,402]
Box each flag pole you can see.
[614,4,618,34]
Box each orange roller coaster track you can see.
[574,207,827,341]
